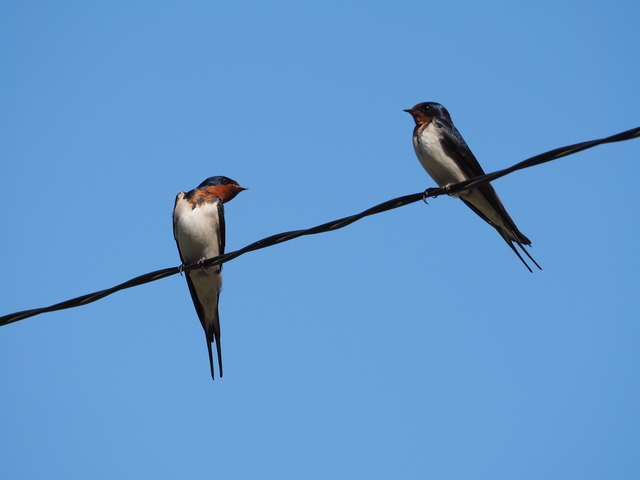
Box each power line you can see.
[2,125,639,327]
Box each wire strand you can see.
[2,125,639,327]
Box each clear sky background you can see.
[2,1,639,479]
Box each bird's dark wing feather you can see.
[217,200,226,271]
[435,117,487,178]
[214,200,225,376]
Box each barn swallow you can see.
[173,176,247,379]
[404,102,540,272]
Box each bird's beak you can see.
[403,108,413,114]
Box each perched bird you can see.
[404,102,540,272]
[173,176,247,379]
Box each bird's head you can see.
[198,176,248,203]
[404,102,450,126]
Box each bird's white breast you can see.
[413,123,469,187]
[173,197,222,265]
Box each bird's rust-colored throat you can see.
[404,107,430,126]
[204,184,248,203]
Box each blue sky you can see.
[1,1,639,478]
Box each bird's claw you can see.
[197,257,207,272]
[423,187,443,203]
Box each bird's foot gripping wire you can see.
[197,257,207,272]
[422,187,444,203]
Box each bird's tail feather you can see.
[207,307,223,379]
[206,337,215,380]
[497,227,542,273]
[214,332,223,378]
[517,241,541,271]
[204,334,223,380]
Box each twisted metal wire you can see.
[2,125,639,327]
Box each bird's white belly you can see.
[189,268,222,317]
[173,201,222,265]
[413,128,468,189]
